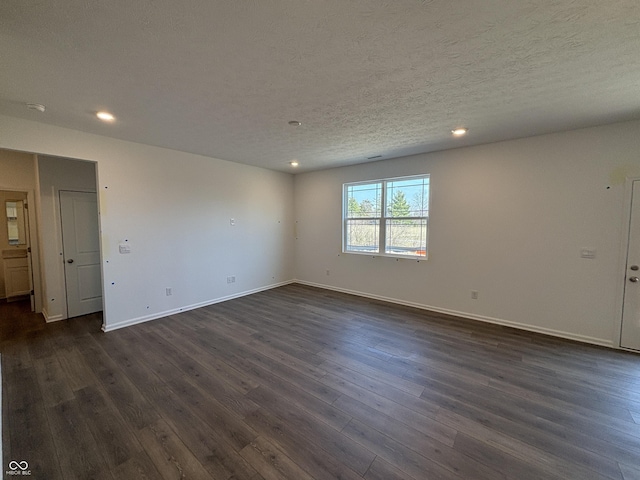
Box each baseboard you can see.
[102,280,295,332]
[42,308,64,323]
[294,280,614,348]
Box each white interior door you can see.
[621,180,640,351]
[60,191,102,318]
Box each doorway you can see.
[0,190,34,308]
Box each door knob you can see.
[631,265,639,271]
[67,259,74,264]
[630,276,639,283]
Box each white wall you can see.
[294,120,640,346]
[0,114,295,330]
[37,156,97,321]
[4,111,639,346]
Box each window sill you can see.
[343,250,428,261]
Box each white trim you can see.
[102,280,294,332]
[42,306,64,322]
[44,314,64,323]
[294,279,615,348]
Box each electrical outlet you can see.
[471,290,478,300]
[227,276,236,284]
[166,287,172,296]
[326,269,330,276]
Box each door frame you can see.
[0,187,42,312]
[616,176,640,350]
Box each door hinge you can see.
[24,202,28,209]
[27,246,31,253]
[30,289,34,295]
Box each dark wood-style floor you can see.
[2,284,640,480]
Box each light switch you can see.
[119,244,131,254]
[230,218,235,226]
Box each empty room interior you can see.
[1,2,640,479]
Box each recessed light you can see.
[290,160,299,167]
[451,127,468,136]
[97,111,115,122]
[26,103,46,112]
[288,120,301,126]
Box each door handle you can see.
[630,276,639,283]
[67,259,74,264]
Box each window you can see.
[343,175,429,258]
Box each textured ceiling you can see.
[1,1,639,172]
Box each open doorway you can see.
[1,190,34,307]
[0,149,42,319]
[37,155,102,320]
[0,149,102,324]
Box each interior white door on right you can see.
[60,190,103,318]
[621,179,640,351]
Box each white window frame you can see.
[342,174,430,259]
